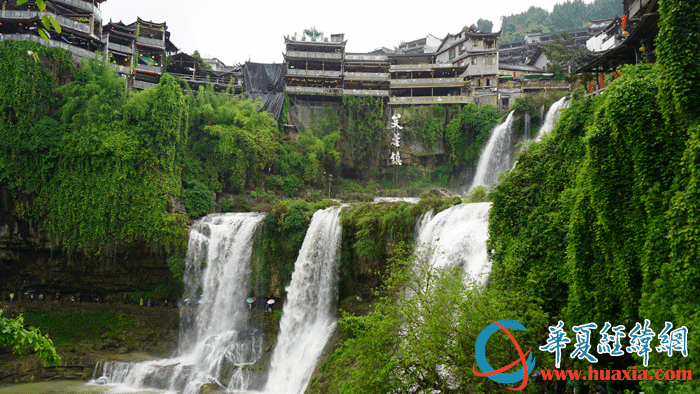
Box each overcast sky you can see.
[101,0,592,65]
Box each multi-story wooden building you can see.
[102,17,177,89]
[388,52,471,105]
[435,28,500,106]
[284,30,345,100]
[343,52,390,98]
[0,0,105,59]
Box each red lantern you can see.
[621,15,627,30]
[589,83,595,94]
[599,74,605,89]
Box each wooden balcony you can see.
[1,33,96,59]
[136,35,164,48]
[0,11,91,34]
[389,63,457,72]
[344,72,389,81]
[389,95,474,105]
[345,54,389,62]
[169,72,241,88]
[107,42,132,54]
[286,69,342,78]
[286,50,342,60]
[133,80,157,89]
[108,64,131,75]
[135,64,163,74]
[54,0,101,19]
[344,88,389,97]
[390,77,466,88]
[286,86,343,95]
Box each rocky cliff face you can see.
[0,188,173,298]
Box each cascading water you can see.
[534,96,569,142]
[415,202,491,286]
[469,111,516,191]
[91,213,265,394]
[261,206,343,394]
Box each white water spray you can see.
[91,213,265,394]
[535,97,569,142]
[469,112,516,191]
[263,206,343,394]
[415,202,491,286]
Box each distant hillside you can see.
[500,0,623,43]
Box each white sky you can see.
[101,0,592,65]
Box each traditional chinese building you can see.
[434,28,500,106]
[284,29,345,102]
[578,0,659,75]
[343,52,390,98]
[388,52,472,105]
[0,0,105,59]
[102,17,177,89]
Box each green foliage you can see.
[191,50,212,70]
[181,181,213,218]
[398,105,446,150]
[500,0,622,43]
[0,310,60,366]
[340,95,385,177]
[315,247,548,394]
[489,50,700,391]
[188,85,279,193]
[476,18,494,33]
[0,41,74,194]
[444,104,502,170]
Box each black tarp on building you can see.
[243,62,285,120]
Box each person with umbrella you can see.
[266,298,275,312]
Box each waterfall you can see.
[415,202,491,286]
[469,111,516,191]
[262,206,343,394]
[534,96,569,142]
[90,213,265,394]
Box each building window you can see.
[471,57,477,65]
[449,48,455,59]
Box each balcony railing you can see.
[344,89,389,97]
[54,14,91,34]
[286,50,342,60]
[133,80,157,89]
[344,72,390,81]
[389,63,456,72]
[389,95,474,104]
[169,72,240,88]
[0,11,93,34]
[345,54,388,62]
[108,64,131,74]
[286,86,343,95]
[135,64,163,74]
[108,42,132,54]
[286,69,342,78]
[1,33,96,59]
[390,77,465,87]
[54,0,101,19]
[136,35,164,48]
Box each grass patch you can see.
[22,310,135,344]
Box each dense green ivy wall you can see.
[488,1,700,391]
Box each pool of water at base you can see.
[0,381,162,394]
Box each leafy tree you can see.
[476,18,494,33]
[542,33,590,81]
[0,311,60,366]
[191,50,212,70]
[322,246,548,394]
